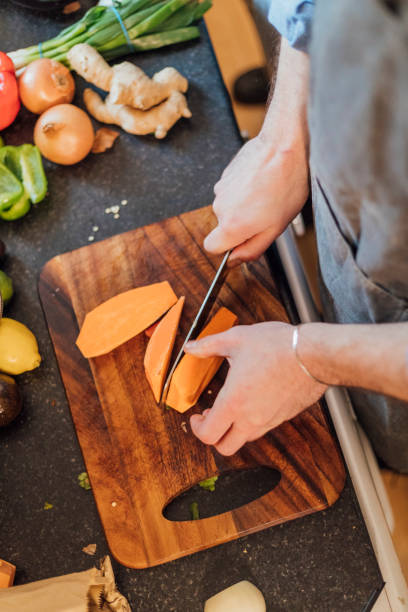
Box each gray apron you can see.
[309,0,408,472]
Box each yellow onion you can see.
[19,58,75,114]
[34,104,94,165]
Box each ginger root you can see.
[84,88,192,139]
[108,63,188,109]
[67,43,113,92]
[69,44,191,138]
[68,43,188,110]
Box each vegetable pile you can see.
[75,281,237,412]
[9,0,212,74]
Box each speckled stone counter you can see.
[0,2,383,609]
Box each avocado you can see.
[0,373,22,426]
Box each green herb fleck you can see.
[190,501,199,520]
[43,502,53,510]
[78,472,91,490]
[198,476,218,492]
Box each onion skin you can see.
[19,59,75,114]
[34,104,94,165]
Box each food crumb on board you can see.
[113,213,120,219]
[181,421,187,433]
[121,199,128,206]
[208,389,212,395]
[92,226,99,232]
[78,472,91,490]
[82,543,97,556]
[111,205,120,214]
[112,501,117,508]
[88,236,95,242]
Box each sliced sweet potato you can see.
[76,281,177,358]
[145,321,160,338]
[144,296,185,403]
[166,307,238,413]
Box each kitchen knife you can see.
[159,249,231,408]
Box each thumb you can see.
[204,225,239,254]
[185,329,236,359]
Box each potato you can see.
[204,580,266,612]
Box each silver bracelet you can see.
[292,326,326,385]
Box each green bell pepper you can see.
[0,144,47,204]
[0,161,23,209]
[0,189,31,221]
[19,144,47,204]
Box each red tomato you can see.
[0,52,20,131]
[0,52,15,73]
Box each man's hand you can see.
[204,135,310,265]
[205,39,310,265]
[186,322,327,456]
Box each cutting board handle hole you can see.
[162,466,281,521]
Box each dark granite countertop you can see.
[0,2,383,609]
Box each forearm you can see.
[203,39,311,259]
[298,322,408,401]
[259,37,310,154]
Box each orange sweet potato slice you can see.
[76,281,177,358]
[145,321,160,338]
[144,296,185,403]
[166,306,238,413]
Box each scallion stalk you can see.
[9,0,212,73]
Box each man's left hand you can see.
[185,322,327,455]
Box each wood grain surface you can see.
[38,206,345,569]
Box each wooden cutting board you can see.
[38,206,345,569]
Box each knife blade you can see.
[159,249,231,408]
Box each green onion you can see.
[9,0,212,73]
[190,501,199,520]
[198,475,218,491]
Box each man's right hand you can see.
[204,132,310,264]
[204,38,311,265]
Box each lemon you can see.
[0,318,41,375]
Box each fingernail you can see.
[185,341,197,351]
[203,235,213,252]
[227,257,243,269]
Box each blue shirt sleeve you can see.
[268,0,315,52]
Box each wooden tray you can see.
[38,206,345,569]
